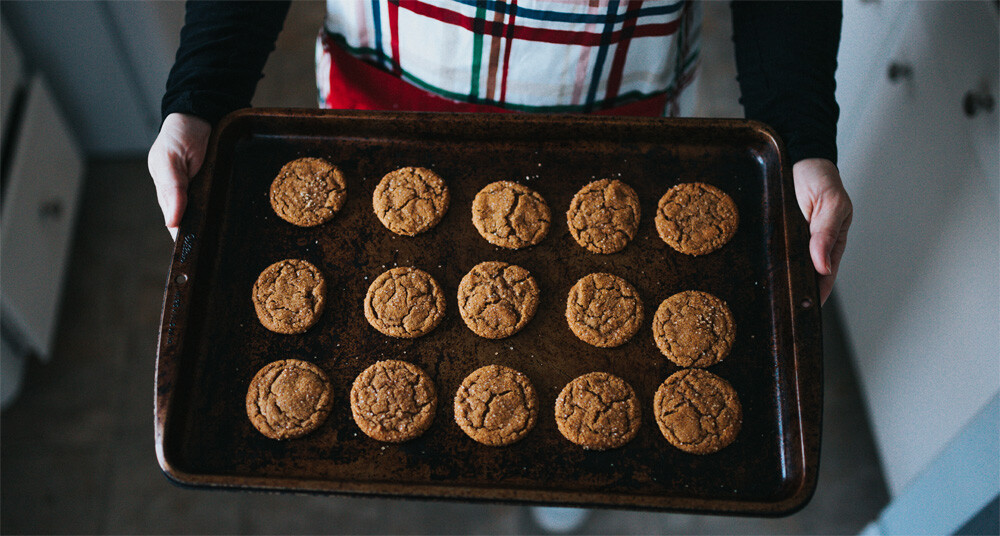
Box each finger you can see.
[816,211,850,305]
[163,182,188,229]
[828,224,849,275]
[148,149,191,228]
[807,196,850,276]
[818,272,835,305]
[809,226,837,276]
[148,147,175,220]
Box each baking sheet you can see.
[155,110,822,515]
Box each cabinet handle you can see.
[887,62,913,83]
[964,89,995,118]
[39,200,63,220]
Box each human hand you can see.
[792,158,853,305]
[148,113,212,240]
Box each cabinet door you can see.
[835,1,999,496]
[0,76,84,359]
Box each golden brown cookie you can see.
[471,181,551,249]
[252,259,326,334]
[565,273,643,348]
[454,365,538,446]
[654,369,741,454]
[246,359,333,440]
[554,372,640,450]
[457,261,539,339]
[350,360,437,443]
[373,167,450,236]
[655,182,738,256]
[364,267,446,338]
[269,157,347,227]
[653,290,735,368]
[566,179,641,254]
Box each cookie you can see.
[373,166,450,236]
[252,259,326,334]
[654,368,742,454]
[246,359,333,440]
[655,182,738,255]
[454,365,538,446]
[653,290,735,368]
[364,267,446,338]
[351,360,437,443]
[471,181,551,249]
[565,273,643,348]
[457,261,539,339]
[566,179,641,254]
[554,372,640,450]
[269,157,347,227]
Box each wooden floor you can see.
[0,3,888,534]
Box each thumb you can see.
[808,206,839,276]
[807,190,852,280]
[149,148,191,229]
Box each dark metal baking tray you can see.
[155,109,822,515]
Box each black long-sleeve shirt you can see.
[162,1,841,164]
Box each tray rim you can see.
[154,108,822,516]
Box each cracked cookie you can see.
[566,179,641,254]
[351,360,437,442]
[246,359,333,440]
[471,181,551,249]
[655,182,738,256]
[554,372,640,450]
[269,157,347,227]
[654,368,741,454]
[457,261,539,339]
[454,365,538,446]
[566,273,643,348]
[373,166,450,236]
[653,290,735,368]
[252,259,326,334]
[364,267,446,338]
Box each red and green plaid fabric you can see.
[317,0,701,114]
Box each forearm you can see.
[161,0,291,125]
[730,1,842,165]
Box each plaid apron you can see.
[316,0,701,116]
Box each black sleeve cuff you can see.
[731,1,842,165]
[161,0,291,125]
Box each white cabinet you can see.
[1,76,84,359]
[834,0,999,529]
[0,26,84,407]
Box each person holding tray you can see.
[148,2,850,528]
